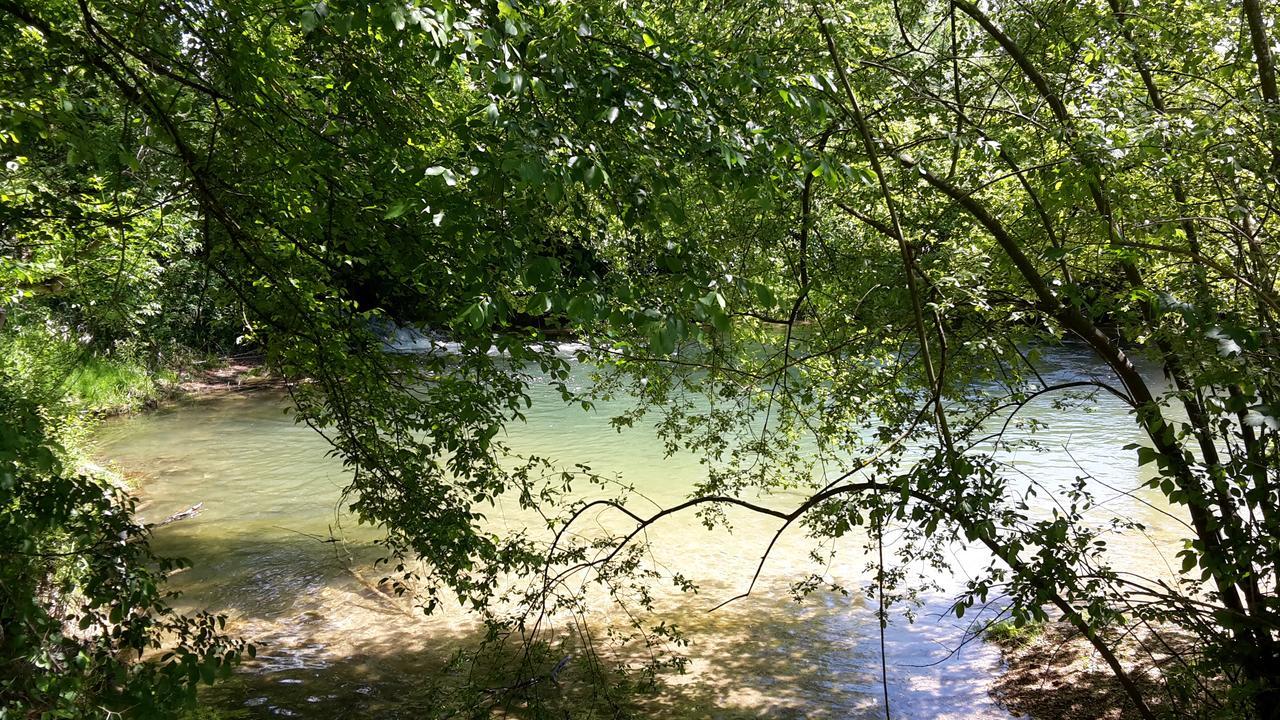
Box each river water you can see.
[94,347,1184,719]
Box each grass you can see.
[64,355,177,414]
[3,320,180,416]
[985,618,1046,648]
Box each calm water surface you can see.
[94,348,1184,719]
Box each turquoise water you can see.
[95,348,1181,718]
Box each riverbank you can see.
[990,620,1212,720]
[172,355,282,397]
[88,353,282,418]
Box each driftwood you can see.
[150,502,203,528]
[124,503,203,550]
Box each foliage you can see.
[0,0,1278,717]
[3,316,177,414]
[0,375,250,718]
[984,619,1045,649]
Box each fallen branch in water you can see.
[150,503,203,528]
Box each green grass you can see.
[985,619,1045,648]
[64,355,176,413]
[3,320,179,415]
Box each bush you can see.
[0,377,248,718]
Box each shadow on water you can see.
[94,348,1175,719]
[643,584,1011,720]
[199,589,965,719]
[155,529,475,719]
[132,500,1012,719]
[163,527,1007,719]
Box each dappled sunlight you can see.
[91,347,1194,718]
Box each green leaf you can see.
[754,283,776,308]
[525,256,561,288]
[1136,446,1157,466]
[648,320,677,355]
[383,201,408,219]
[528,293,553,314]
[545,181,564,203]
[1181,552,1198,573]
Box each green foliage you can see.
[62,355,174,413]
[985,619,1045,649]
[0,0,1278,716]
[0,377,249,718]
[2,318,176,414]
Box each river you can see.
[93,346,1183,719]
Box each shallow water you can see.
[94,348,1185,719]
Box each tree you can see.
[537,1,1280,715]
[1,0,1277,717]
[0,375,251,716]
